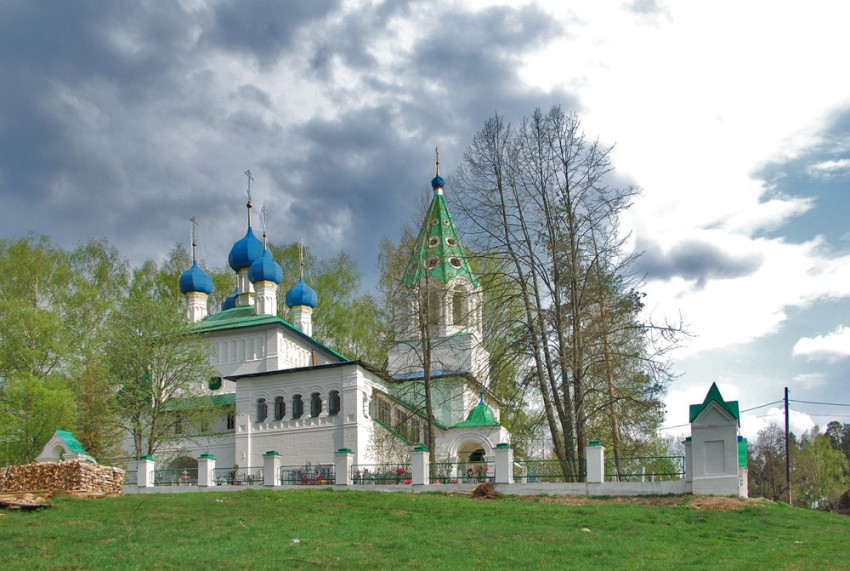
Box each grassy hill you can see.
[1,489,848,569]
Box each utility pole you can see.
[785,386,791,505]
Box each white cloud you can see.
[793,325,850,363]
[792,373,827,390]
[806,158,850,178]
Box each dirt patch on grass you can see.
[687,496,753,511]
[520,495,684,507]
[514,495,762,511]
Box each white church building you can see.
[146,161,510,475]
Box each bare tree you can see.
[455,106,682,479]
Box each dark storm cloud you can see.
[635,238,763,288]
[202,0,342,68]
[0,0,584,290]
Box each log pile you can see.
[0,461,124,494]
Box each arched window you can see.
[329,390,341,416]
[310,392,322,417]
[208,376,222,391]
[452,285,467,326]
[274,396,285,421]
[256,398,267,422]
[427,290,440,326]
[292,395,303,419]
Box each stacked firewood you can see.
[0,461,124,494]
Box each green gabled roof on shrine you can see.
[689,382,740,423]
[402,193,478,288]
[56,430,90,456]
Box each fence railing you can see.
[605,456,685,481]
[430,461,494,484]
[153,468,198,486]
[279,464,335,485]
[513,460,585,483]
[212,466,263,486]
[124,471,138,486]
[351,464,412,485]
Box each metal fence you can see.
[212,466,263,486]
[124,470,138,486]
[605,456,685,481]
[430,461,494,484]
[153,468,198,486]
[279,464,335,485]
[513,460,585,483]
[351,464,412,485]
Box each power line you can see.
[789,399,850,408]
[741,400,783,413]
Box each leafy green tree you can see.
[794,426,850,510]
[106,256,217,459]
[0,372,75,465]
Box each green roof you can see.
[56,430,92,457]
[689,382,740,424]
[164,392,236,411]
[402,193,478,287]
[191,306,347,361]
[451,401,500,428]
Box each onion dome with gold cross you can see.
[228,226,264,272]
[402,148,478,287]
[248,234,283,285]
[285,277,318,309]
[179,259,214,295]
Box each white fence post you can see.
[335,448,354,486]
[263,451,281,486]
[411,444,429,486]
[197,453,216,487]
[586,440,605,483]
[137,456,155,488]
[494,443,514,484]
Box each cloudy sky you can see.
[2,0,850,439]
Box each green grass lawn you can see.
[1,490,848,570]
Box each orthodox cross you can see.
[244,170,254,225]
[298,238,305,278]
[435,146,440,176]
[189,216,198,259]
[260,206,269,248]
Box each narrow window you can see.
[292,395,303,419]
[452,286,467,326]
[274,396,285,421]
[329,390,341,416]
[310,392,322,417]
[256,398,267,422]
[226,412,235,430]
[427,290,440,325]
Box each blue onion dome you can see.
[179,260,214,295]
[431,175,445,189]
[248,248,283,285]
[222,289,238,311]
[285,277,318,309]
[228,227,264,271]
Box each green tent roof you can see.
[402,193,478,287]
[689,382,740,424]
[451,400,500,428]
